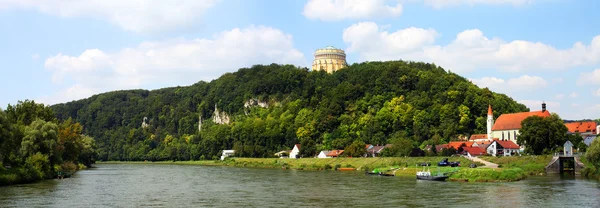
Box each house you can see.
[366,144,390,157]
[488,103,551,145]
[220,150,235,160]
[486,140,520,156]
[564,140,574,156]
[472,139,495,149]
[318,150,332,158]
[462,147,487,157]
[290,144,301,159]
[565,121,598,137]
[327,150,344,157]
[469,134,488,141]
[584,135,597,146]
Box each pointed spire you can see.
[488,104,493,115]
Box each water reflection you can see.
[0,164,599,207]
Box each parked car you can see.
[438,158,460,167]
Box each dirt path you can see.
[464,156,499,169]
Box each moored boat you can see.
[416,167,448,181]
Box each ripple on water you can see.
[1,164,600,207]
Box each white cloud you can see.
[41,26,306,104]
[303,0,403,21]
[577,68,600,85]
[0,0,219,33]
[595,89,600,97]
[551,78,563,84]
[343,22,438,58]
[424,0,535,9]
[570,92,578,98]
[342,22,600,73]
[555,94,564,100]
[470,75,547,94]
[36,84,95,106]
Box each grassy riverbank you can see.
[100,156,550,182]
[479,155,553,175]
[1,163,88,186]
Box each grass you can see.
[449,168,527,182]
[479,155,553,175]
[98,156,560,182]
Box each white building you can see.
[317,151,332,158]
[487,103,551,145]
[289,144,301,159]
[486,140,520,156]
[220,150,235,160]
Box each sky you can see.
[0,0,599,120]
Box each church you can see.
[471,102,551,146]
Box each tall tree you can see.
[517,113,568,155]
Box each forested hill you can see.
[50,61,528,161]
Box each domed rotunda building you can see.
[312,46,348,73]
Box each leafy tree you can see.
[585,139,600,169]
[343,140,366,157]
[517,113,568,155]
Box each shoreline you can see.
[98,156,535,182]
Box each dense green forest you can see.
[50,61,529,161]
[0,100,97,185]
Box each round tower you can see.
[312,46,347,73]
[487,104,494,140]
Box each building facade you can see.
[312,46,348,73]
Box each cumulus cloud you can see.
[424,0,535,9]
[0,0,219,33]
[470,75,547,94]
[343,22,438,59]
[342,22,600,73]
[41,26,306,104]
[577,69,600,85]
[303,0,403,21]
[570,92,578,98]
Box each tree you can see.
[343,140,366,157]
[517,113,568,155]
[585,139,600,169]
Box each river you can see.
[1,163,599,207]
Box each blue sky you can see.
[1,0,599,120]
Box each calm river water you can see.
[1,163,599,207]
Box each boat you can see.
[365,168,396,177]
[416,167,448,181]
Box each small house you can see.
[584,135,597,146]
[564,140,574,156]
[318,150,332,158]
[220,150,235,160]
[366,145,390,157]
[462,147,486,157]
[486,140,520,156]
[327,150,344,157]
[290,144,301,159]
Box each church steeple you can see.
[487,104,494,140]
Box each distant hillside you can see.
[51,61,529,161]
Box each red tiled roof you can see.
[294,144,301,149]
[448,142,467,149]
[492,110,551,131]
[565,121,597,133]
[469,134,487,141]
[462,147,486,156]
[495,140,520,149]
[326,150,344,157]
[465,142,474,147]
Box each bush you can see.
[323,164,333,170]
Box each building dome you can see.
[312,46,348,73]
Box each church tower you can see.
[487,105,494,140]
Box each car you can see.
[438,158,460,167]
